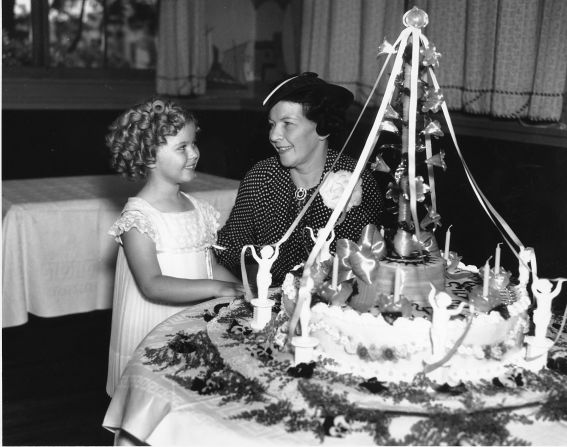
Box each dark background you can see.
[3,108,566,280]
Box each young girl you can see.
[105,98,244,396]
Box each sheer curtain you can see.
[300,0,567,121]
[300,0,405,105]
[156,0,208,96]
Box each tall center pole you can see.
[393,46,414,256]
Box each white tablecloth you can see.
[2,174,240,328]
[103,299,567,446]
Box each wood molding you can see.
[3,75,566,148]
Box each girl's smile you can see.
[153,123,199,184]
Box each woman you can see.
[216,72,384,286]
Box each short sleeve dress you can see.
[106,192,219,397]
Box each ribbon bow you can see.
[335,224,387,285]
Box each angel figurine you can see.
[250,244,280,301]
[428,285,465,362]
[531,277,565,342]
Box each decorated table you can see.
[2,173,239,327]
[103,293,567,446]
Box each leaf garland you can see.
[398,407,531,446]
[144,330,266,404]
[142,302,567,445]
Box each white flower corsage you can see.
[320,170,362,211]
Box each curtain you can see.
[300,0,567,121]
[300,0,405,105]
[156,0,208,96]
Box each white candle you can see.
[444,225,452,261]
[394,266,402,300]
[482,257,491,297]
[494,243,501,274]
[332,255,339,290]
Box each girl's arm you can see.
[211,254,241,282]
[122,229,245,304]
[215,168,260,270]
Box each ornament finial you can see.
[403,7,429,29]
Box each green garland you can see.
[141,304,567,445]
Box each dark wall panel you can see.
[2,109,566,291]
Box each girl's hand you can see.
[214,280,246,298]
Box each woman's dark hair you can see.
[279,89,349,139]
[106,98,197,180]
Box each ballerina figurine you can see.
[428,285,465,362]
[306,227,335,264]
[250,244,280,301]
[531,277,565,342]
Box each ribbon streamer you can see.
[419,33,526,267]
[288,27,414,340]
[240,245,255,300]
[238,41,403,300]
[424,135,438,215]
[423,313,474,374]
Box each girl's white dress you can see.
[106,192,219,396]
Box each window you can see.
[3,0,158,69]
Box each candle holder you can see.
[478,265,511,292]
[490,268,511,290]
[250,298,275,331]
[291,335,319,365]
[442,251,462,274]
[469,285,498,313]
[523,335,553,372]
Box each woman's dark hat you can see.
[262,72,354,110]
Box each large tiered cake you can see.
[220,8,560,392]
[266,6,542,387]
[193,8,567,444]
[279,255,531,385]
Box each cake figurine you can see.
[427,285,465,363]
[531,277,565,341]
[524,276,565,370]
[307,227,335,264]
[249,244,279,331]
[290,275,319,364]
[251,244,279,301]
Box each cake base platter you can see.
[207,298,559,415]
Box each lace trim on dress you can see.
[108,210,157,244]
[194,197,220,244]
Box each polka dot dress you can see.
[216,150,385,286]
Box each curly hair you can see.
[106,98,197,180]
[280,89,349,139]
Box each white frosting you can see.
[305,284,530,383]
[281,261,531,384]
